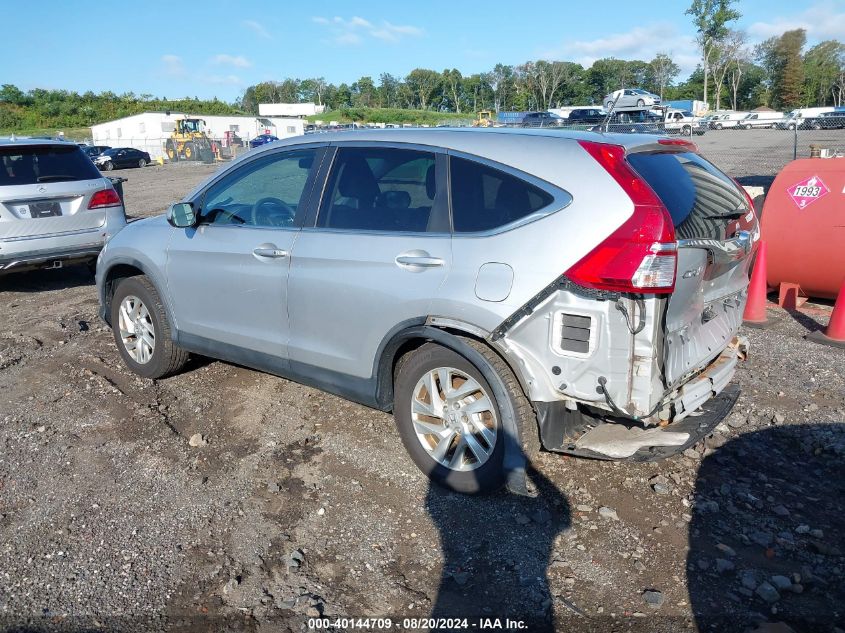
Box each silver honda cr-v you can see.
[96,129,757,494]
[1,139,127,274]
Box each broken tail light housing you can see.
[566,141,677,294]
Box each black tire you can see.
[682,124,692,135]
[636,99,645,107]
[715,123,723,130]
[104,161,114,171]
[744,124,752,130]
[393,341,538,494]
[184,143,196,160]
[110,275,189,379]
[138,158,146,168]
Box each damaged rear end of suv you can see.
[494,136,757,465]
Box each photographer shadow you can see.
[688,423,845,633]
[425,462,570,632]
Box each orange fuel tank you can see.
[761,157,845,299]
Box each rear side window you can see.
[627,152,750,240]
[318,147,438,233]
[0,145,102,186]
[450,157,553,233]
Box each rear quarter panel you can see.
[431,136,634,331]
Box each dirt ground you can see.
[1,155,844,633]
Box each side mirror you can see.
[167,202,197,228]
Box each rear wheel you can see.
[110,276,188,379]
[138,158,147,168]
[393,342,538,494]
[103,161,114,171]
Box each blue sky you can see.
[6,0,845,102]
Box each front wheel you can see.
[715,123,723,130]
[111,275,189,379]
[744,124,752,130]
[636,99,645,107]
[393,342,538,494]
[682,125,692,135]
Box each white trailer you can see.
[90,112,304,160]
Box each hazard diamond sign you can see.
[787,174,830,209]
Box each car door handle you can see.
[395,254,444,268]
[253,245,289,258]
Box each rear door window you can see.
[627,151,751,240]
[317,147,439,233]
[450,156,554,233]
[0,145,102,185]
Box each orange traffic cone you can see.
[807,278,845,349]
[743,240,772,328]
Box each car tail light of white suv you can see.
[87,188,122,209]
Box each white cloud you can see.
[540,23,701,78]
[161,54,185,77]
[312,15,424,45]
[242,19,271,40]
[747,1,845,42]
[211,54,252,68]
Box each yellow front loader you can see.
[164,118,213,161]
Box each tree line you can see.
[685,0,844,112]
[0,86,243,131]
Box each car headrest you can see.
[376,190,411,210]
[337,156,380,206]
[425,164,436,200]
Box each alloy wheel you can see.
[410,366,498,471]
[118,295,155,364]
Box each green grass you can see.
[306,107,472,126]
[0,126,92,140]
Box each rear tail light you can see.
[566,141,677,294]
[88,188,122,209]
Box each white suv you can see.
[1,139,126,274]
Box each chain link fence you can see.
[82,136,254,163]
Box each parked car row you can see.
[705,107,845,130]
[91,127,755,494]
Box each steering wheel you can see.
[251,197,296,227]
